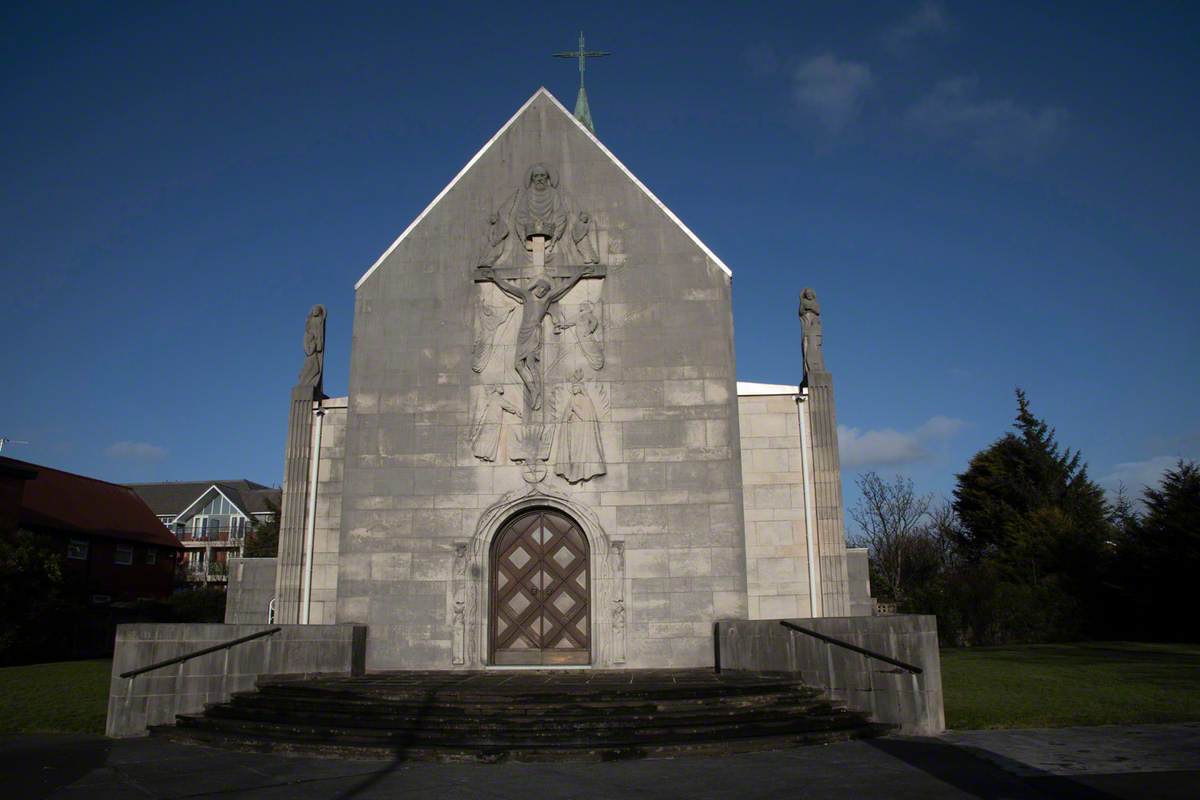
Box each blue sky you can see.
[3,1,1197,518]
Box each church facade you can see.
[268,89,865,670]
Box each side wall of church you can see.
[336,95,747,670]
[307,398,346,625]
[738,392,851,619]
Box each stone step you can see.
[250,680,814,705]
[170,710,873,750]
[227,687,822,717]
[149,669,887,762]
[154,722,888,763]
[202,698,839,732]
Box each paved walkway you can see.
[2,724,1198,799]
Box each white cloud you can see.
[884,1,951,52]
[1099,455,1182,498]
[793,53,874,134]
[839,415,966,469]
[106,440,167,461]
[906,76,1068,161]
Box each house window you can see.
[114,545,133,565]
[146,548,157,565]
[67,539,89,560]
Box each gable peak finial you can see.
[553,31,610,134]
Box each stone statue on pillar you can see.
[297,304,326,398]
[799,288,825,384]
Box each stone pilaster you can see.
[274,385,317,624]
[805,370,851,616]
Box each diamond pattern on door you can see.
[490,509,590,666]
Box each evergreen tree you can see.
[1122,460,1200,641]
[951,389,1112,641]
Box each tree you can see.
[243,498,280,558]
[849,472,933,604]
[950,389,1112,641]
[1119,460,1200,641]
[0,531,73,664]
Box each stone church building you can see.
[262,88,868,671]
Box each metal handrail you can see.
[119,627,282,679]
[779,620,923,675]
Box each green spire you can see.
[553,31,610,134]
[573,85,594,133]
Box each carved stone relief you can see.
[611,540,626,663]
[572,212,599,265]
[467,161,614,486]
[468,385,523,463]
[451,541,470,666]
[549,370,609,484]
[471,301,515,374]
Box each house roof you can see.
[4,457,182,548]
[356,87,732,290]
[127,480,280,518]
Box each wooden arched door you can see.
[490,509,590,666]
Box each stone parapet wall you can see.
[105,623,366,738]
[224,558,278,624]
[715,615,944,735]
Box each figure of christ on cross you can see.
[478,250,594,412]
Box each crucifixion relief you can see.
[469,162,611,481]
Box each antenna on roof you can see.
[0,437,30,455]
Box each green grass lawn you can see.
[942,641,1200,730]
[0,659,112,735]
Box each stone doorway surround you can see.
[452,488,625,668]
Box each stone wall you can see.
[737,389,855,619]
[105,623,366,738]
[738,391,815,619]
[716,616,944,735]
[224,558,277,624]
[308,398,347,624]
[338,90,746,670]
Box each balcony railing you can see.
[176,527,245,544]
[182,562,229,583]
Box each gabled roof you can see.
[5,457,182,549]
[356,87,732,290]
[127,480,279,518]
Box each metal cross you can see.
[553,31,610,89]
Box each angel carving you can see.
[550,300,604,371]
[471,301,515,373]
[549,372,608,483]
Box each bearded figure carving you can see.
[512,162,569,257]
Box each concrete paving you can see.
[2,726,1198,800]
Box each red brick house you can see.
[0,457,182,603]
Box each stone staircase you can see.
[152,669,888,762]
